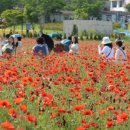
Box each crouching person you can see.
[2,37,15,58]
[33,37,49,56]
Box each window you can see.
[112,1,117,8]
[119,0,123,7]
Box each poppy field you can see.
[0,38,130,130]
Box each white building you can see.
[110,0,127,12]
[102,0,130,22]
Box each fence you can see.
[63,20,113,37]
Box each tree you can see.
[70,0,105,19]
[1,9,23,32]
[71,24,78,36]
[22,0,65,32]
[0,0,19,14]
[126,3,130,12]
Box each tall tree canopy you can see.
[71,0,105,19]
[126,3,130,12]
[22,0,65,22]
[0,0,19,14]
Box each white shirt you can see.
[17,41,22,49]
[115,48,127,64]
[69,43,79,54]
[15,41,23,51]
[2,43,13,52]
[2,40,9,46]
[98,46,114,59]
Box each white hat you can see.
[101,37,111,44]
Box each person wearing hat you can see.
[115,40,127,64]
[98,37,114,60]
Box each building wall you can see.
[110,0,127,12]
[64,20,113,37]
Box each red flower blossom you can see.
[83,109,93,116]
[76,126,85,130]
[14,98,24,105]
[73,104,86,111]
[99,110,106,115]
[107,85,115,91]
[20,104,27,113]
[1,121,15,130]
[85,86,95,92]
[26,115,37,124]
[106,121,114,128]
[117,113,128,124]
[0,100,11,108]
[107,106,114,111]
[8,108,17,118]
[58,108,66,114]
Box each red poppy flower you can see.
[83,109,93,116]
[58,108,66,114]
[85,87,95,92]
[107,106,114,111]
[8,108,17,118]
[0,100,11,108]
[1,121,15,130]
[73,104,86,111]
[106,121,114,128]
[26,115,37,124]
[14,98,24,105]
[20,104,27,113]
[76,126,85,130]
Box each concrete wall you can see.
[63,20,113,37]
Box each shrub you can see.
[71,24,78,36]
[113,22,121,29]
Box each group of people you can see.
[0,33,128,64]
[98,37,127,64]
[32,34,79,56]
[0,34,22,56]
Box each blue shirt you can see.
[33,44,49,56]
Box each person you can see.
[41,33,54,52]
[2,36,15,55]
[54,43,64,53]
[115,40,127,64]
[15,36,23,53]
[61,36,71,52]
[33,37,49,56]
[98,37,114,60]
[69,36,79,54]
[2,34,10,46]
[0,37,3,56]
[54,36,64,53]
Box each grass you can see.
[0,22,63,36]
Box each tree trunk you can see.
[38,15,45,33]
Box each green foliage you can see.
[113,22,121,29]
[126,3,130,12]
[71,24,78,36]
[79,29,104,40]
[0,0,19,14]
[22,0,65,22]
[1,9,23,26]
[71,0,105,19]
